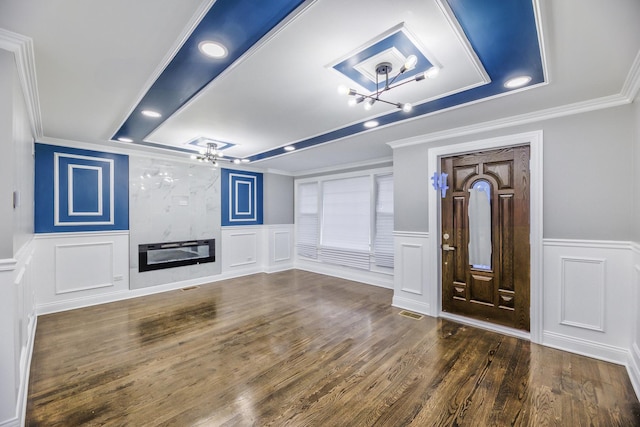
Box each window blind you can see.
[373,174,394,268]
[320,176,371,252]
[296,182,318,259]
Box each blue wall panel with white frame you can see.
[221,168,263,226]
[34,143,129,233]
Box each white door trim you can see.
[427,130,544,343]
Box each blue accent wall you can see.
[35,143,129,233]
[221,168,263,226]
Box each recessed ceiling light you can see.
[504,76,532,89]
[117,137,133,143]
[141,109,162,118]
[233,159,241,164]
[284,146,295,151]
[241,159,250,163]
[364,120,379,128]
[199,41,227,59]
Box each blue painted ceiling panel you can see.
[113,0,544,163]
[113,0,307,143]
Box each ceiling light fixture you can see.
[284,145,295,151]
[117,137,133,143]
[364,120,379,128]
[504,75,532,89]
[338,55,438,112]
[141,109,162,118]
[191,142,224,167]
[199,41,228,59]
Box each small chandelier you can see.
[338,55,439,112]
[192,142,224,167]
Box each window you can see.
[373,174,394,268]
[296,182,318,259]
[321,176,371,251]
[296,169,393,272]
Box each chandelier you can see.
[192,142,224,167]
[338,55,439,112]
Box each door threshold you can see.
[439,312,531,341]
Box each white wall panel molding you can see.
[559,256,605,332]
[393,231,429,238]
[0,239,36,427]
[621,49,640,102]
[0,28,42,138]
[543,239,634,365]
[629,259,640,400]
[34,233,129,312]
[392,233,432,316]
[0,258,17,272]
[426,130,544,341]
[54,242,114,294]
[544,238,634,250]
[265,225,294,273]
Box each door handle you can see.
[442,243,456,251]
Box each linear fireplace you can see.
[138,239,215,272]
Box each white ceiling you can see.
[1,0,639,175]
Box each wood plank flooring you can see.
[27,270,640,426]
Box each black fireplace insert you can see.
[138,239,215,272]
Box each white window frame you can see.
[295,166,393,274]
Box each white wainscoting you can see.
[266,225,294,273]
[221,224,295,276]
[391,231,432,315]
[34,232,130,314]
[0,239,36,427]
[628,242,640,398]
[543,239,634,365]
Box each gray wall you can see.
[11,55,34,255]
[634,95,640,243]
[394,104,636,240]
[0,49,33,259]
[263,172,294,224]
[0,50,13,259]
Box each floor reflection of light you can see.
[235,390,256,424]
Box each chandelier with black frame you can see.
[337,54,439,112]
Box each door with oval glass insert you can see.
[441,146,530,331]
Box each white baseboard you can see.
[37,268,263,315]
[296,260,393,289]
[17,315,37,427]
[543,331,629,366]
[0,316,36,427]
[627,343,640,401]
[392,295,432,316]
[264,262,295,274]
[0,415,19,427]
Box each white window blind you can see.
[296,182,319,259]
[373,174,394,268]
[320,176,371,251]
[319,176,371,270]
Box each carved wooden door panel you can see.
[441,146,530,331]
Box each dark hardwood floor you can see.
[27,270,640,426]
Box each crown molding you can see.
[387,93,630,150]
[0,28,43,138]
[621,49,640,102]
[292,156,393,178]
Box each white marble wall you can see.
[129,156,221,289]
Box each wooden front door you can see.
[441,146,530,331]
